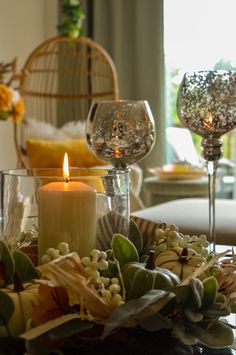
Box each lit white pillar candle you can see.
[38,154,97,261]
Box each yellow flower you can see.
[12,96,25,123]
[0,83,24,123]
[0,84,12,112]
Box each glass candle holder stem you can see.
[206,160,217,253]
[201,137,222,253]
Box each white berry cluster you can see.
[41,242,70,264]
[19,227,37,244]
[154,224,209,256]
[81,249,123,307]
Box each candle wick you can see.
[64,177,69,183]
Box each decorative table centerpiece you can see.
[0,98,236,354]
[0,216,236,355]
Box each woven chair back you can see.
[14,36,119,167]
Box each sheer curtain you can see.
[81,0,165,174]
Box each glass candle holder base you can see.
[0,168,130,264]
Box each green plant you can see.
[58,0,85,38]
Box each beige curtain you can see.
[81,0,165,175]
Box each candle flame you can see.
[63,153,70,182]
[204,113,213,130]
[114,148,122,158]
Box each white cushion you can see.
[23,118,86,149]
[132,198,236,246]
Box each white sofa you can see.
[132,198,236,246]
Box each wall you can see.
[0,0,58,170]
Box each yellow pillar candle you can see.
[38,180,97,260]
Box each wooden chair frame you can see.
[14,36,119,168]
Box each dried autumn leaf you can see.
[32,284,69,326]
[37,253,116,322]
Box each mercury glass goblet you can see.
[86,100,156,170]
[177,70,236,252]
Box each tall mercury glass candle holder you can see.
[177,70,236,252]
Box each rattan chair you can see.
[14,35,119,167]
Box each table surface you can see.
[144,176,208,185]
[143,176,208,206]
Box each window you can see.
[164,0,236,162]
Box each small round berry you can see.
[190,236,198,243]
[99,276,110,286]
[81,256,90,266]
[168,224,179,232]
[112,293,123,306]
[179,240,188,248]
[25,230,34,242]
[187,242,194,249]
[111,277,119,284]
[47,248,60,259]
[41,254,51,264]
[109,283,121,294]
[183,235,191,242]
[57,242,69,255]
[101,289,112,300]
[201,247,209,256]
[90,260,99,270]
[199,235,207,241]
[98,259,109,271]
[202,240,209,248]
[98,251,107,260]
[90,249,100,260]
[84,267,99,278]
[194,245,203,254]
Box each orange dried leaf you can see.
[32,284,69,325]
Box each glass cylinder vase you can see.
[0,168,130,264]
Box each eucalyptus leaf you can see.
[188,320,234,348]
[171,284,190,302]
[13,250,39,281]
[21,314,82,340]
[230,303,236,314]
[201,303,231,318]
[216,292,226,304]
[111,234,139,267]
[103,289,168,338]
[189,278,203,309]
[129,219,143,254]
[139,311,172,331]
[48,318,93,339]
[0,241,14,285]
[0,291,15,326]
[201,276,218,308]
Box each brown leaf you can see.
[32,284,69,325]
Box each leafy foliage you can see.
[0,241,14,286]
[16,229,236,351]
[111,234,139,267]
[0,241,39,285]
[58,0,85,38]
[13,250,39,281]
